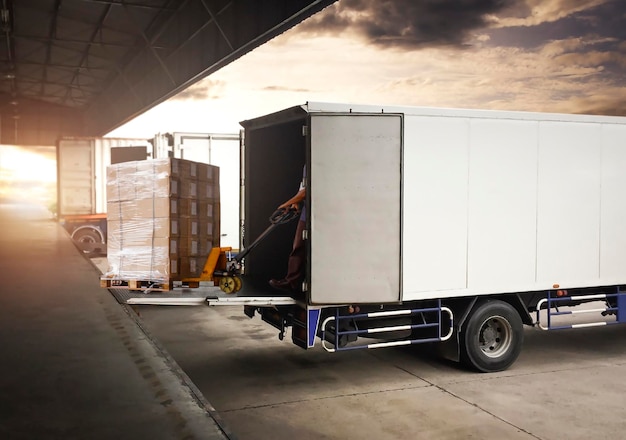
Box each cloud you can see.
[262,85,311,93]
[536,37,626,70]
[223,19,626,118]
[172,79,225,101]
[109,0,626,141]
[361,32,626,116]
[540,37,600,56]
[568,94,626,116]
[555,50,626,70]
[492,0,610,28]
[299,0,513,49]
[298,0,621,51]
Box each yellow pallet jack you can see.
[182,208,299,293]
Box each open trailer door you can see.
[308,113,403,304]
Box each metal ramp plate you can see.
[108,276,296,307]
[109,287,211,306]
[204,294,296,306]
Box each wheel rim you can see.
[478,315,512,358]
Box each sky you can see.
[107,0,626,138]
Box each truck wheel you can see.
[72,228,103,256]
[460,300,523,373]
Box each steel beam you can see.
[84,0,338,135]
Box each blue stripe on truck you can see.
[308,309,321,348]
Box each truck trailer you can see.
[123,102,626,372]
[57,137,153,255]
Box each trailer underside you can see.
[103,271,626,373]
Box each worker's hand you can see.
[278,202,299,212]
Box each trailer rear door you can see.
[57,138,95,216]
[308,113,402,304]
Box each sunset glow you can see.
[108,0,626,138]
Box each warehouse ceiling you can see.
[0,0,337,145]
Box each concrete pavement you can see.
[136,300,626,440]
[0,201,232,440]
[18,195,626,440]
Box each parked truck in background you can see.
[57,132,241,255]
[56,137,153,255]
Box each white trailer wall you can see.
[401,112,626,301]
[600,124,626,280]
[536,122,601,284]
[402,116,470,294]
[57,137,151,217]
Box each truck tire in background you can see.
[71,226,105,256]
[460,300,524,373]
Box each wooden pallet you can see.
[100,278,200,291]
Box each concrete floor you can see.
[132,301,626,440]
[0,201,232,440]
[18,198,626,440]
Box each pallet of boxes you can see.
[100,158,220,291]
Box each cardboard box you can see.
[105,243,172,280]
[105,262,172,281]
[172,178,197,199]
[136,157,192,179]
[107,158,205,202]
[175,198,198,217]
[104,157,221,284]
[198,220,214,238]
[176,236,199,256]
[197,237,217,255]
[107,218,177,239]
[197,163,219,182]
[198,200,220,220]
[107,236,177,255]
[197,181,219,200]
[107,198,174,220]
[178,216,199,236]
[178,257,206,278]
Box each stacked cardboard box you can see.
[104,158,220,283]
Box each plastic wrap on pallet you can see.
[107,159,177,202]
[102,158,220,286]
[104,247,172,281]
[107,158,220,202]
[104,219,173,281]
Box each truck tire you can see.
[72,227,104,256]
[460,300,523,373]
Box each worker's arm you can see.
[278,188,306,211]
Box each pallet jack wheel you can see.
[233,276,242,293]
[219,276,242,294]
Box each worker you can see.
[269,166,306,294]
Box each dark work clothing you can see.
[271,165,307,292]
[285,219,306,287]
[300,165,306,222]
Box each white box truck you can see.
[124,102,626,372]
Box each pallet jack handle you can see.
[234,207,299,263]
